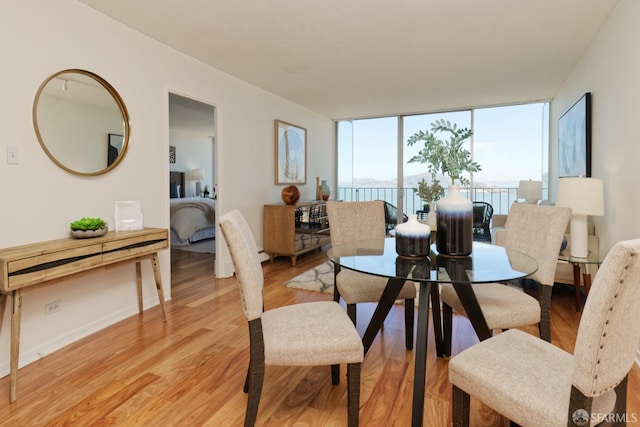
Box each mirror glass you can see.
[33,69,130,175]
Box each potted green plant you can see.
[407,119,481,256]
[414,177,444,209]
[407,119,481,186]
[69,217,108,238]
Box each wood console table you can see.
[0,227,169,403]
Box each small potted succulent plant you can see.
[70,217,108,238]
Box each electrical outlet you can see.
[45,300,62,315]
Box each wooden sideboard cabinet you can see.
[264,201,331,266]
[0,227,169,403]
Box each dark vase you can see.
[395,214,431,258]
[436,184,473,257]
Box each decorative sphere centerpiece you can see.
[281,185,300,205]
[395,214,431,258]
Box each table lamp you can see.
[189,168,205,196]
[555,177,604,258]
[517,179,542,204]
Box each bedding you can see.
[170,197,216,245]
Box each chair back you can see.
[472,201,493,228]
[572,239,640,397]
[472,201,494,241]
[326,201,386,245]
[379,200,408,234]
[502,203,570,286]
[219,210,264,321]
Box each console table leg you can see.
[136,262,143,314]
[0,293,7,333]
[150,254,167,321]
[10,289,22,403]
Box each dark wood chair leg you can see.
[331,364,340,385]
[405,298,414,350]
[347,303,357,325]
[333,265,341,303]
[243,363,250,393]
[245,319,265,427]
[347,363,361,427]
[568,385,593,427]
[613,375,628,427]
[245,359,264,427]
[443,302,453,357]
[452,385,470,427]
[538,285,553,342]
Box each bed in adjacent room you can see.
[169,171,216,247]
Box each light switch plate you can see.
[7,145,18,165]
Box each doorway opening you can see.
[168,93,217,280]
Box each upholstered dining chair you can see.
[449,238,640,427]
[440,203,571,355]
[219,210,363,427]
[326,200,417,350]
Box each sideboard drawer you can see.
[102,230,168,263]
[3,244,103,291]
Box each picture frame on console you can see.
[558,92,591,178]
[275,119,306,184]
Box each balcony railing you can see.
[336,186,549,216]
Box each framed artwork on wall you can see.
[169,145,176,163]
[558,92,591,177]
[275,119,306,184]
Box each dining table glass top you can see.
[327,237,538,283]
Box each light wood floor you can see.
[0,247,638,426]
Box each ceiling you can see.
[80,0,618,119]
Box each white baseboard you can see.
[0,297,164,377]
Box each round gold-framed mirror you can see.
[33,69,131,176]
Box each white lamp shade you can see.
[556,177,604,258]
[189,168,205,181]
[555,177,604,216]
[517,180,542,203]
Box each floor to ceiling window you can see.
[336,101,549,216]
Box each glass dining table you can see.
[327,237,538,427]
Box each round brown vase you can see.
[281,185,300,205]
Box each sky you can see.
[339,102,549,187]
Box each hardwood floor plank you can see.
[0,247,637,426]
[46,373,160,427]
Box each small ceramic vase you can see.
[395,214,431,258]
[321,180,331,201]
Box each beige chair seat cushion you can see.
[440,283,540,330]
[449,329,616,426]
[262,301,364,366]
[336,269,417,304]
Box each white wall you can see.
[551,0,640,255]
[0,0,333,375]
[550,0,640,364]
